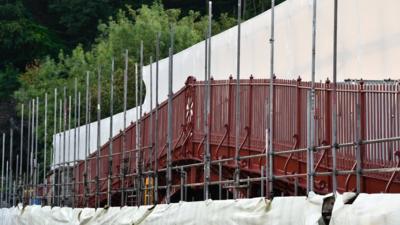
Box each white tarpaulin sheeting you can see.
[53,0,400,166]
[0,194,331,225]
[140,198,269,225]
[0,206,19,225]
[52,108,138,168]
[8,205,153,225]
[330,193,400,225]
[3,193,400,225]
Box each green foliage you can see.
[0,0,284,176]
[0,65,19,99]
[0,1,63,67]
[14,3,236,168]
[16,2,237,117]
[0,1,63,99]
[1,0,279,101]
[46,0,133,47]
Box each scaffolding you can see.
[1,0,400,208]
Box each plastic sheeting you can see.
[0,206,19,225]
[141,198,271,225]
[330,193,400,225]
[4,193,400,225]
[51,107,138,168]
[6,205,153,225]
[0,194,331,225]
[141,0,400,116]
[52,0,400,165]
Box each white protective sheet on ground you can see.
[0,195,330,225]
[4,193,400,225]
[14,206,80,225]
[140,198,269,225]
[4,204,153,225]
[0,206,19,225]
[330,193,400,225]
[266,192,329,225]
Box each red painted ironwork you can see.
[70,76,400,207]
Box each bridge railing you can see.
[9,77,400,208]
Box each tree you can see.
[14,2,236,169]
[0,1,63,98]
[45,0,133,48]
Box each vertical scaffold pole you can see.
[67,95,71,204]
[28,98,35,192]
[260,166,264,197]
[62,88,67,205]
[167,26,174,204]
[84,72,89,207]
[35,97,39,200]
[204,25,208,194]
[204,0,212,201]
[149,55,153,200]
[180,166,184,201]
[204,22,208,194]
[88,83,92,207]
[26,100,31,199]
[306,91,311,193]
[355,100,362,193]
[15,155,18,205]
[31,99,35,202]
[9,129,13,204]
[107,58,114,206]
[268,0,275,200]
[9,161,12,206]
[58,98,62,205]
[154,33,160,204]
[121,50,128,206]
[72,78,77,208]
[7,160,10,207]
[309,0,317,193]
[167,47,173,204]
[76,91,81,206]
[331,0,338,194]
[5,161,8,207]
[135,63,139,205]
[218,162,222,200]
[138,41,144,206]
[207,2,212,115]
[96,67,101,208]
[43,93,48,204]
[52,88,57,206]
[1,133,5,205]
[19,104,24,192]
[234,0,242,199]
[30,99,35,204]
